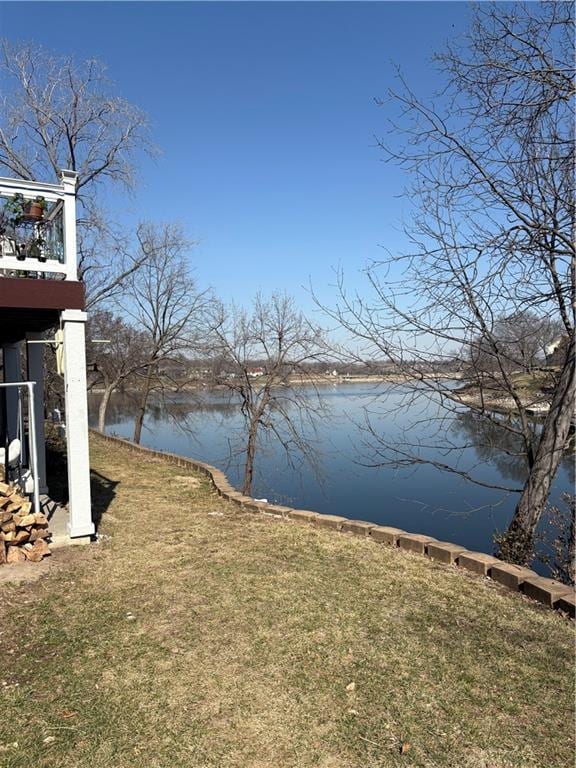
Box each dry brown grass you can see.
[0,433,573,767]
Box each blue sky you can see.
[0,1,472,314]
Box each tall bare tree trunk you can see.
[500,346,575,564]
[98,385,114,433]
[242,422,258,496]
[133,364,155,444]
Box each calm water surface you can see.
[89,383,573,563]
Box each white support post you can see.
[60,170,78,281]
[3,343,22,444]
[62,309,94,538]
[26,334,48,494]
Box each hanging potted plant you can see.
[22,196,47,221]
[4,193,46,223]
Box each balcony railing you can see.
[0,170,78,281]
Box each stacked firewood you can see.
[0,483,51,564]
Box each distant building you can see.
[545,336,570,366]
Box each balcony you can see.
[0,171,84,345]
[0,170,78,282]
[0,170,93,541]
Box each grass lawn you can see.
[0,433,573,768]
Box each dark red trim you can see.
[0,278,85,311]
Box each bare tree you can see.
[78,208,151,311]
[0,40,153,192]
[323,2,574,565]
[0,40,157,306]
[122,222,211,444]
[468,312,564,377]
[209,294,327,496]
[87,311,149,433]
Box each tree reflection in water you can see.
[453,410,574,488]
[97,393,236,424]
[454,410,574,579]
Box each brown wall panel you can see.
[0,279,85,311]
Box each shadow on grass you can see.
[90,468,119,529]
[45,426,119,531]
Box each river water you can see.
[88,382,573,563]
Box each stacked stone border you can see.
[90,429,576,619]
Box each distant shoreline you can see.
[450,388,552,418]
[88,372,462,396]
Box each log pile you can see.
[0,482,51,564]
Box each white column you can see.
[26,334,48,494]
[3,343,22,444]
[62,309,94,538]
[60,170,78,281]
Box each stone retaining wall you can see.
[90,429,576,619]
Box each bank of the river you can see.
[451,370,562,417]
[451,389,553,416]
[0,432,573,767]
